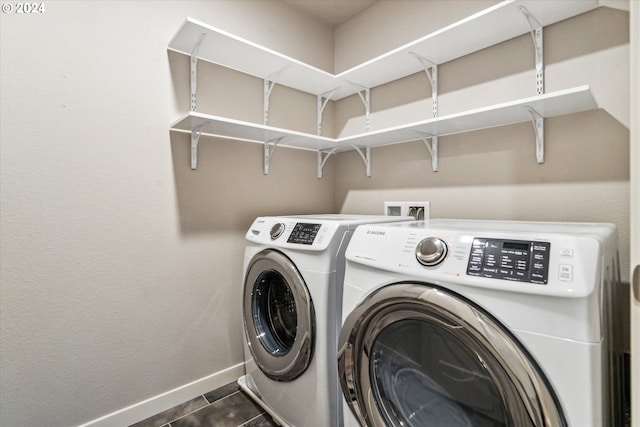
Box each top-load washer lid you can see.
[243,249,314,381]
[338,283,567,427]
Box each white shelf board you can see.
[170,112,338,151]
[336,0,597,93]
[171,86,597,151]
[340,86,597,147]
[168,0,598,100]
[168,18,340,98]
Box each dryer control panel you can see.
[466,238,550,284]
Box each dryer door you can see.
[244,249,314,381]
[338,283,566,427]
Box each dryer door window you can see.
[252,269,298,355]
[338,283,567,427]
[369,319,506,426]
[244,249,314,381]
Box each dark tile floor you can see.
[129,381,279,427]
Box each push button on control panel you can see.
[558,264,573,282]
[559,248,574,258]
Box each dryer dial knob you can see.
[416,237,448,266]
[270,223,285,240]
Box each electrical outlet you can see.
[384,201,430,220]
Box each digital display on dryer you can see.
[287,223,321,245]
[467,238,550,284]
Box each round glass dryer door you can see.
[244,249,314,381]
[338,283,567,427]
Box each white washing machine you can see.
[338,219,625,427]
[239,214,413,427]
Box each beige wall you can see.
[333,5,631,280]
[334,0,500,73]
[0,1,631,426]
[0,1,334,426]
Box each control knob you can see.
[270,223,285,240]
[416,237,448,267]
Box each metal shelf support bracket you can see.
[415,131,439,172]
[356,87,371,132]
[264,136,284,175]
[410,52,438,117]
[345,83,371,132]
[190,33,207,112]
[190,123,205,170]
[349,144,371,177]
[317,147,339,179]
[317,88,339,136]
[519,6,544,95]
[264,79,276,126]
[525,107,544,163]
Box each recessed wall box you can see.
[384,202,430,220]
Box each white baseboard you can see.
[78,362,245,427]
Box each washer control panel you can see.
[466,238,551,284]
[287,222,322,245]
[246,217,345,251]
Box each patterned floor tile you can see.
[129,396,209,427]
[240,413,279,427]
[204,381,241,404]
[171,391,263,427]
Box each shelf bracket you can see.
[345,83,371,132]
[264,79,276,126]
[525,107,544,164]
[355,87,371,132]
[190,33,207,112]
[519,6,544,95]
[317,147,339,179]
[410,52,438,117]
[349,144,371,177]
[264,136,284,175]
[317,88,339,136]
[415,131,439,172]
[190,123,205,170]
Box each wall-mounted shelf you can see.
[170,112,337,173]
[339,86,595,147]
[171,112,336,151]
[169,0,600,176]
[171,85,597,173]
[168,0,597,101]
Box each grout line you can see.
[149,387,244,427]
[206,388,241,404]
[214,389,241,403]
[237,411,267,427]
[168,389,243,424]
[165,395,210,425]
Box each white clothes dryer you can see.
[239,214,413,427]
[338,219,625,427]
